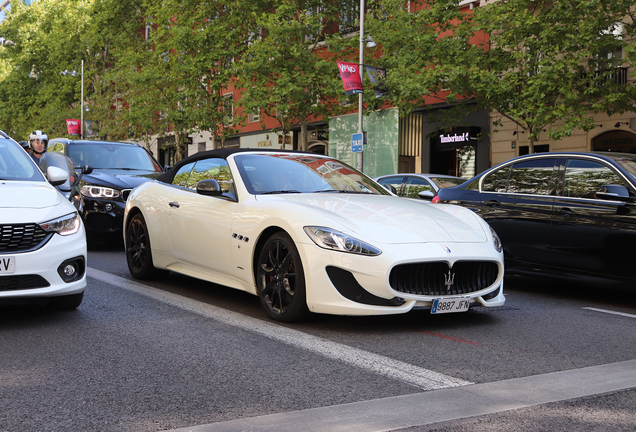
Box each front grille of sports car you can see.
[0,224,51,253]
[389,261,499,296]
[0,275,50,291]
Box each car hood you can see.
[0,181,63,209]
[267,194,488,244]
[82,169,163,189]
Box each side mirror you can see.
[418,190,435,200]
[595,184,634,202]
[46,166,68,187]
[196,179,223,196]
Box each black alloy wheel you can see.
[256,232,310,322]
[126,213,164,280]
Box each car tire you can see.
[256,232,311,322]
[47,292,84,310]
[126,213,166,280]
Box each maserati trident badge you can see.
[444,269,455,292]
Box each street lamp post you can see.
[61,60,84,139]
[358,0,365,172]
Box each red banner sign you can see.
[66,119,81,135]
[337,61,363,96]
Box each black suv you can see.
[47,139,164,241]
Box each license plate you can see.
[431,298,470,314]
[0,256,15,274]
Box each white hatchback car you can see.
[0,133,87,309]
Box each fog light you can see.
[104,203,113,212]
[64,264,76,277]
[57,257,85,283]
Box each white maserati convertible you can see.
[124,149,505,322]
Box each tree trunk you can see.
[300,120,308,152]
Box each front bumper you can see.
[296,240,505,316]
[81,198,126,239]
[0,227,87,301]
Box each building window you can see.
[223,93,234,126]
[248,109,260,123]
[339,0,359,33]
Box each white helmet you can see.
[29,130,48,154]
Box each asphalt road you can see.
[1,241,635,431]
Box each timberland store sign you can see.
[433,127,480,151]
[240,132,294,150]
[439,127,479,143]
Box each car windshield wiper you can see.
[314,189,371,194]
[261,190,302,195]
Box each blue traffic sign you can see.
[352,132,363,153]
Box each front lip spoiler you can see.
[326,266,405,307]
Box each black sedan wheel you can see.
[126,213,165,280]
[257,232,311,322]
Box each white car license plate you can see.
[0,256,15,274]
[431,298,470,314]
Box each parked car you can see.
[435,151,636,286]
[46,139,164,241]
[124,149,505,322]
[0,133,86,309]
[374,173,466,200]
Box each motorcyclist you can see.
[28,130,48,163]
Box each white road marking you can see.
[583,307,636,319]
[88,267,472,390]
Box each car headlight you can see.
[39,212,81,236]
[304,226,382,256]
[81,185,121,199]
[491,227,503,253]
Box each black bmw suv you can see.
[47,139,164,241]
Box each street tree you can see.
[235,0,347,151]
[365,0,636,153]
[0,0,93,140]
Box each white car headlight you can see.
[39,212,81,236]
[304,226,381,256]
[81,185,121,199]
[491,227,503,253]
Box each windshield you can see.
[0,139,44,181]
[67,143,163,171]
[234,153,390,195]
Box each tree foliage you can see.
[235,0,347,150]
[0,0,92,140]
[0,0,635,157]
[366,0,636,152]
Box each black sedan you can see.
[47,139,164,241]
[434,151,636,286]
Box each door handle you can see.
[557,207,573,217]
[169,201,180,208]
[484,200,500,207]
